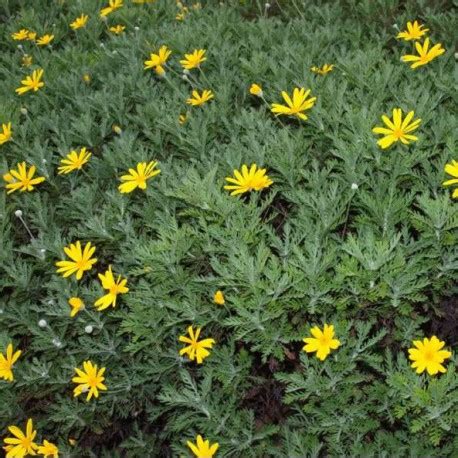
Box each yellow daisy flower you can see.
[21,54,33,67]
[15,69,45,95]
[213,290,225,305]
[70,14,89,30]
[94,266,129,311]
[69,297,85,317]
[55,241,97,280]
[57,147,92,174]
[271,87,316,121]
[303,324,341,361]
[72,361,107,401]
[118,160,160,193]
[310,64,334,75]
[11,29,30,40]
[0,343,21,382]
[187,435,219,457]
[249,83,263,97]
[2,419,38,458]
[397,20,429,41]
[144,45,171,70]
[36,34,54,46]
[37,440,59,458]
[372,108,421,149]
[401,37,445,69]
[27,31,37,41]
[443,160,458,199]
[408,336,452,375]
[224,163,273,196]
[180,49,207,70]
[186,89,214,107]
[100,0,123,17]
[179,325,215,364]
[3,161,45,194]
[109,24,126,34]
[0,122,12,145]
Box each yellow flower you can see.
[27,31,37,41]
[271,87,316,121]
[109,24,126,34]
[310,64,334,75]
[144,45,171,70]
[118,160,160,193]
[179,113,188,124]
[112,124,122,134]
[3,161,46,194]
[372,108,421,149]
[100,0,123,17]
[187,435,219,457]
[179,325,215,364]
[401,38,445,69]
[55,241,97,280]
[224,163,273,196]
[0,344,21,382]
[3,419,38,458]
[249,83,263,97]
[443,160,458,199]
[58,147,92,174]
[186,89,214,107]
[154,65,166,77]
[37,440,59,458]
[408,336,452,375]
[82,73,91,84]
[70,14,89,30]
[36,34,54,46]
[303,324,341,361]
[213,290,225,305]
[180,49,207,70]
[21,54,33,66]
[15,69,45,95]
[0,122,12,145]
[133,0,156,3]
[397,20,429,41]
[69,297,85,317]
[68,438,76,446]
[176,11,187,21]
[94,266,129,311]
[72,361,107,401]
[11,29,30,40]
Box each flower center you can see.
[423,350,435,361]
[319,335,331,346]
[393,128,404,139]
[21,436,32,449]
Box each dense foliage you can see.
[0,0,457,456]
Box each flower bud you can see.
[15,209,23,217]
[38,319,47,328]
[85,325,93,334]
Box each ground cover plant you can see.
[0,0,457,456]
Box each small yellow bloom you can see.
[133,0,156,3]
[27,31,37,41]
[55,241,97,280]
[271,87,316,121]
[3,419,38,458]
[118,160,160,193]
[224,163,273,196]
[94,266,129,311]
[36,34,54,46]
[186,89,214,107]
[443,159,458,199]
[397,20,429,41]
[144,45,171,70]
[15,69,45,95]
[11,29,30,41]
[180,49,207,70]
[154,65,166,77]
[372,108,421,149]
[310,64,334,75]
[213,290,225,305]
[37,440,59,458]
[21,54,33,67]
[83,73,91,83]
[72,360,107,401]
[176,11,187,21]
[408,336,451,375]
[303,324,341,361]
[70,14,89,30]
[69,297,85,317]
[401,37,445,69]
[0,122,12,145]
[100,0,123,17]
[187,435,219,457]
[68,438,77,446]
[109,24,126,34]
[3,161,45,194]
[112,124,122,134]
[58,147,92,174]
[0,344,21,382]
[179,113,188,124]
[249,83,263,97]
[179,326,215,364]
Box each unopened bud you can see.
[15,209,23,217]
[38,319,47,328]
[351,183,358,190]
[20,107,28,115]
[85,325,93,334]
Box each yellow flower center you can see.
[109,284,120,295]
[319,335,331,346]
[393,128,404,139]
[20,436,32,449]
[423,350,435,361]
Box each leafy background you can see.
[0,0,457,456]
